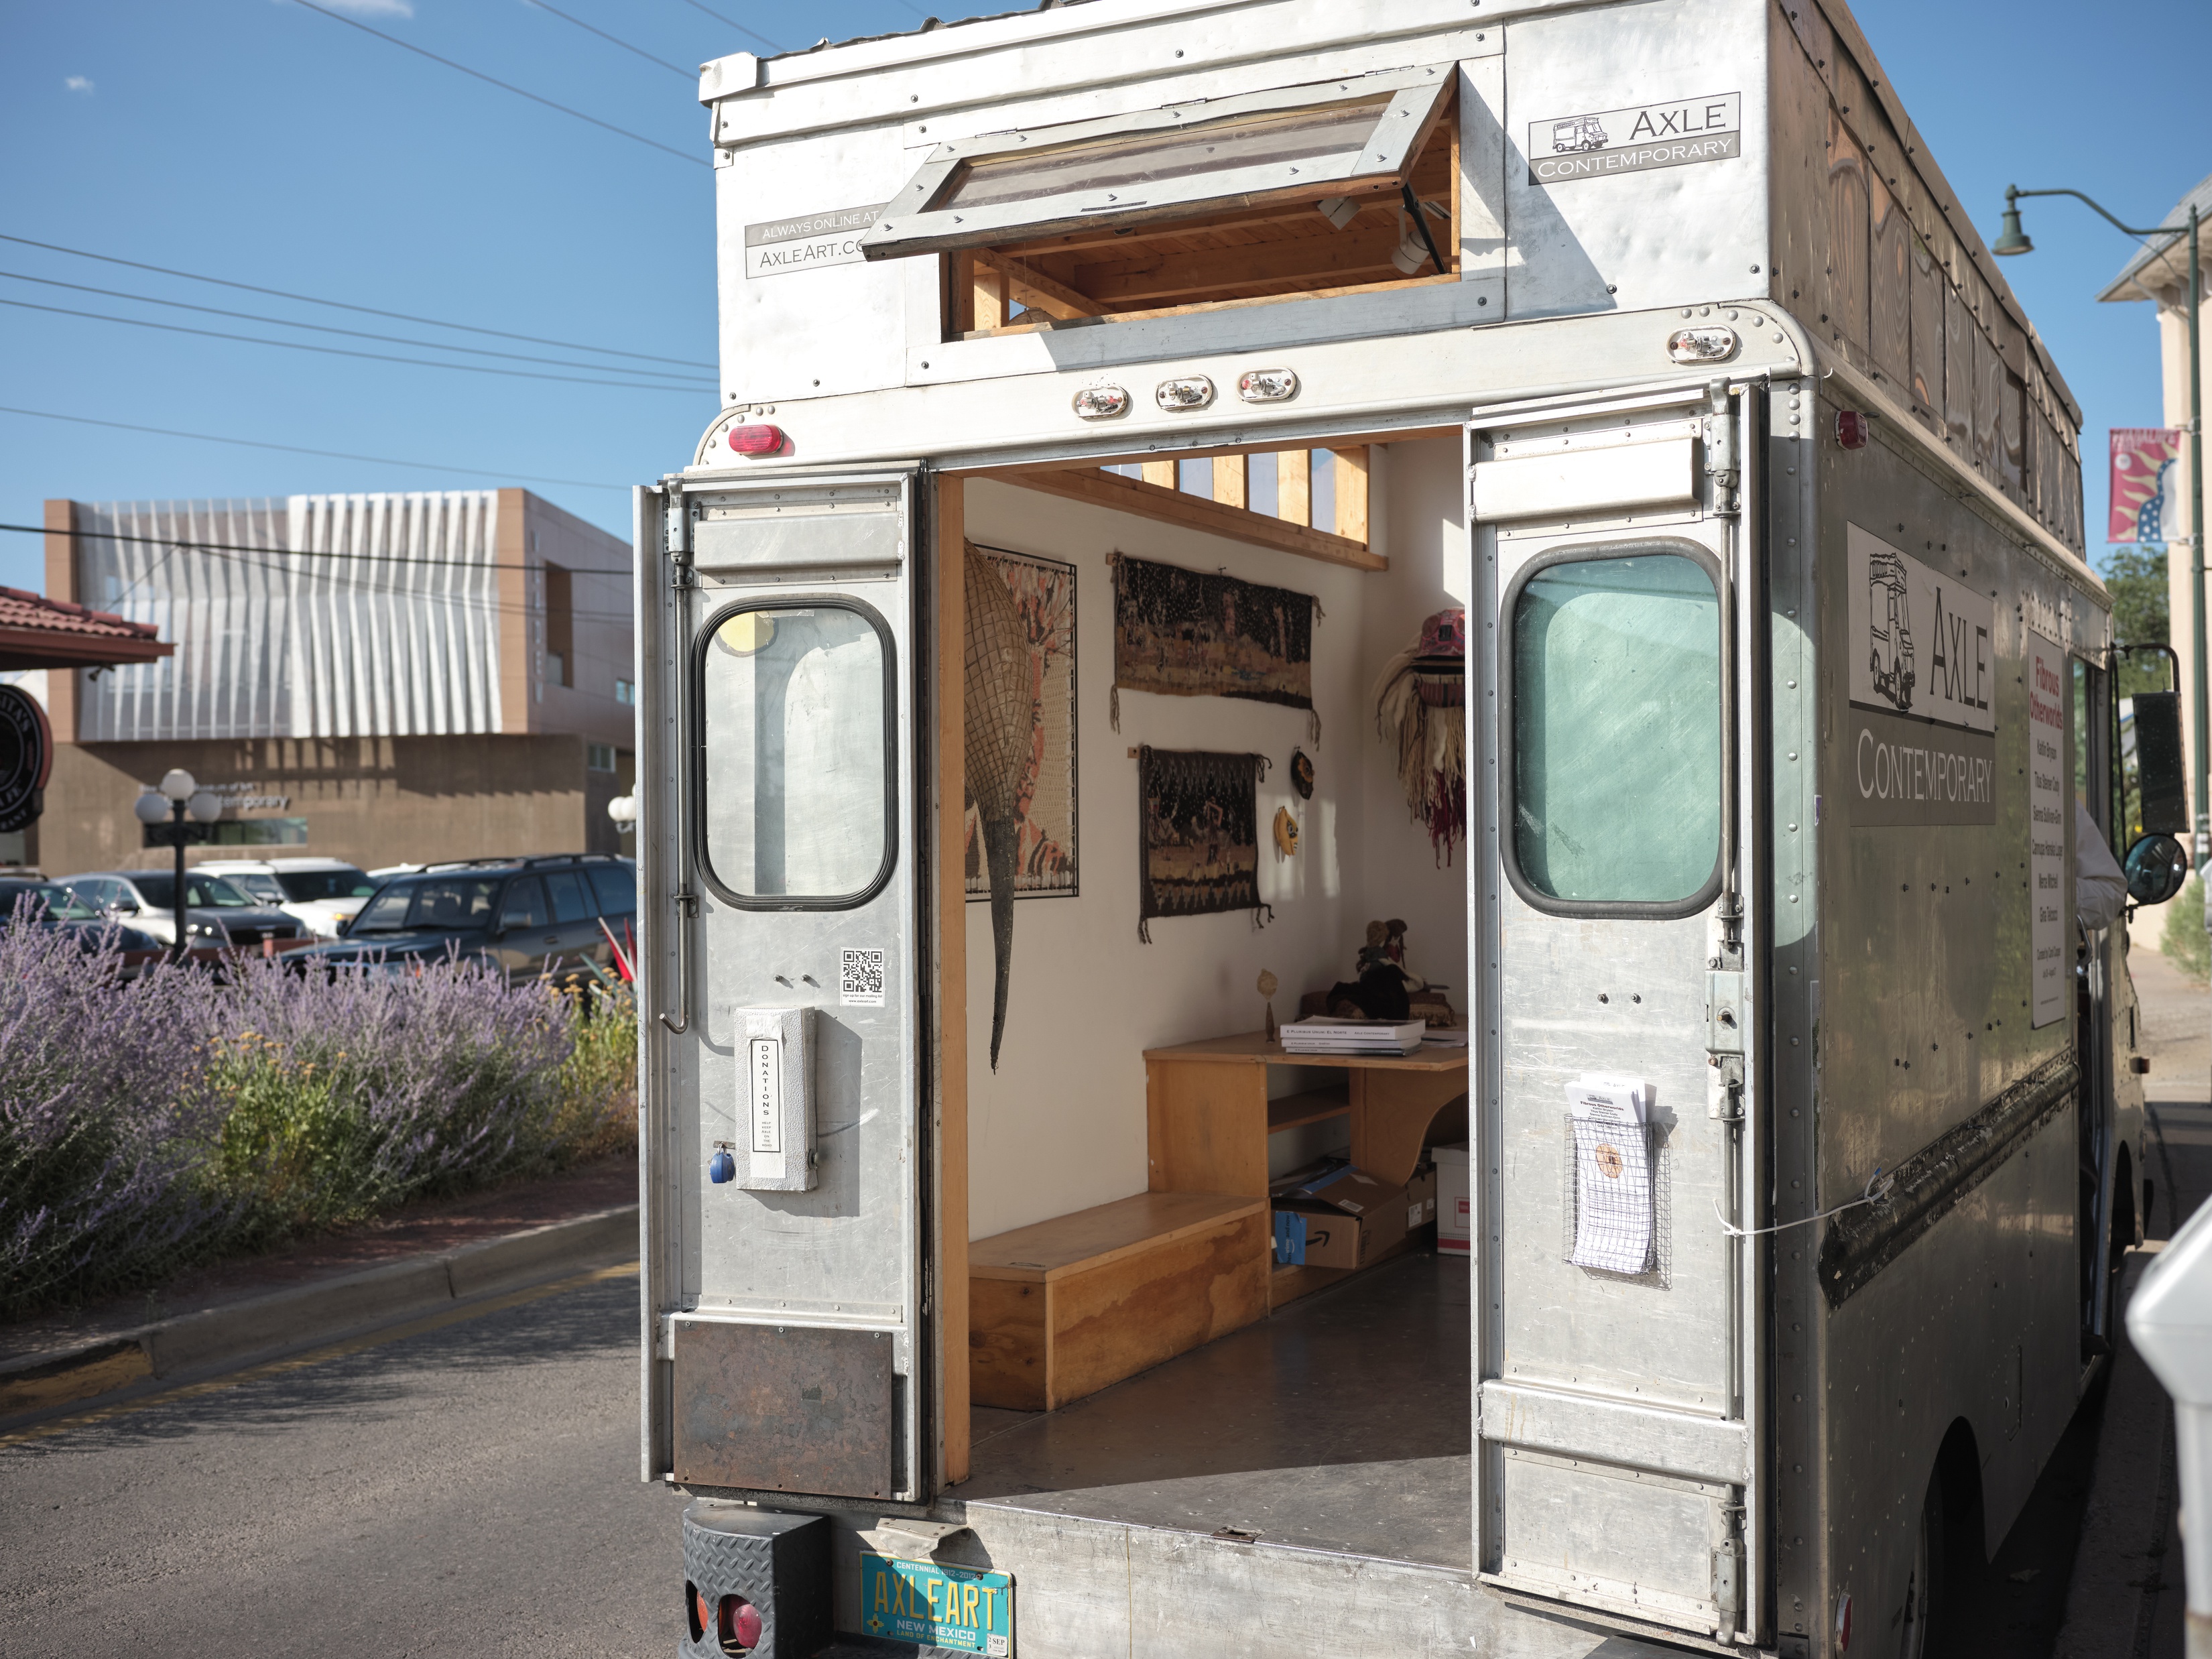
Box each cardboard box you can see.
[1434,1142,1470,1257]
[1270,1159,1432,1270]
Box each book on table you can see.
[1280,1017,1427,1056]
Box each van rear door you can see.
[635,471,940,1506]
[1467,384,1768,1644]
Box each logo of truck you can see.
[1867,545,1915,711]
[1552,114,1610,153]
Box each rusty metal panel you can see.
[674,1319,896,1499]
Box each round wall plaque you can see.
[0,685,54,835]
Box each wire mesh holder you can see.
[1560,1113,1672,1288]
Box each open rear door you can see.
[637,469,942,1506]
[1467,382,1768,1645]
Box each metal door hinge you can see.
[1708,1054,1745,1121]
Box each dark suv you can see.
[289,855,636,985]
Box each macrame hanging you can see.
[1372,607,1467,863]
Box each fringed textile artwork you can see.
[1135,747,1272,942]
[1373,607,1467,863]
[1109,554,1320,745]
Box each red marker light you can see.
[1835,1589,1853,1650]
[727,424,788,456]
[721,1595,763,1651]
[1835,410,1873,450]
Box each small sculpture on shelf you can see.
[1258,969,1280,1043]
[1323,918,1460,1027]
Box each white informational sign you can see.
[743,204,886,279]
[1564,1075,1654,1274]
[748,1036,786,1181]
[2027,632,2068,1028]
[1846,524,1997,735]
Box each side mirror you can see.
[2132,690,2189,835]
[110,900,139,916]
[2124,833,2191,907]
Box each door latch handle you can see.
[658,889,698,1034]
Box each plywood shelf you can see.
[1267,1087,1351,1134]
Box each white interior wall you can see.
[963,446,1469,1241]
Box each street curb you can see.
[0,1203,639,1421]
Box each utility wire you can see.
[670,0,786,55]
[9,523,633,579]
[0,233,713,369]
[286,0,710,169]
[1,297,711,395]
[0,270,714,385]
[526,0,693,79]
[0,406,630,495]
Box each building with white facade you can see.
[35,488,633,875]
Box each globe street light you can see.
[138,768,225,956]
[1997,184,2207,864]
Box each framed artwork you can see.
[965,544,1079,902]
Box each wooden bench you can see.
[968,1191,1269,1412]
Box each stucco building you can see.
[33,488,635,875]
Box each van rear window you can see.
[1508,550,1722,911]
[698,603,896,906]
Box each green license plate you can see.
[859,1552,1013,1656]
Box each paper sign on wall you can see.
[2027,631,2068,1028]
[1564,1075,1654,1274]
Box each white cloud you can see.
[64,75,93,95]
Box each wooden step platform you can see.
[968,1191,1268,1412]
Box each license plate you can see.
[859,1552,1013,1656]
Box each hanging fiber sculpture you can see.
[965,541,1034,1071]
[1373,607,1467,863]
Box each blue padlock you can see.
[709,1148,737,1184]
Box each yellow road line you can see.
[0,1259,639,1450]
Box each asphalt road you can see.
[0,1265,688,1658]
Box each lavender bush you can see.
[0,928,635,1320]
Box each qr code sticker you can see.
[840,948,886,1007]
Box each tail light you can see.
[1835,1589,1853,1650]
[720,1596,763,1652]
[1835,410,1873,450]
[727,424,788,456]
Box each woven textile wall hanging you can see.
[1136,746,1272,942]
[1109,554,1319,743]
[1373,607,1467,863]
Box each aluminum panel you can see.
[1481,1380,1749,1484]
[1470,436,1697,521]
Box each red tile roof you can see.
[0,585,172,670]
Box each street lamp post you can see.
[132,768,225,958]
[1995,184,2207,866]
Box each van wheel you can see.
[1900,1471,1945,1659]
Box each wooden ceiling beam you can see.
[984,466,1387,573]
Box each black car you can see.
[289,854,637,985]
[0,876,166,971]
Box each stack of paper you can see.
[1280,1017,1427,1056]
[1565,1074,1655,1274]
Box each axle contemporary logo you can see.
[1847,525,1995,735]
[1527,92,1740,183]
[744,203,887,279]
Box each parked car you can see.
[0,876,166,973]
[63,870,306,952]
[290,854,637,985]
[197,858,380,938]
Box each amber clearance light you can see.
[727,424,788,456]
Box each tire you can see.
[1899,1471,1945,1659]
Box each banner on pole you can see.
[2110,427,2182,544]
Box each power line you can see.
[0,406,631,495]
[7,522,633,578]
[671,0,786,55]
[526,0,693,79]
[0,269,715,385]
[1,296,712,395]
[0,233,713,369]
[286,0,711,169]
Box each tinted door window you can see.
[351,887,416,932]
[1509,550,1722,908]
[544,871,592,924]
[588,863,637,916]
[498,878,548,930]
[408,878,501,929]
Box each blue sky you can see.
[1,1,2205,596]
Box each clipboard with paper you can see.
[1564,1074,1655,1274]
